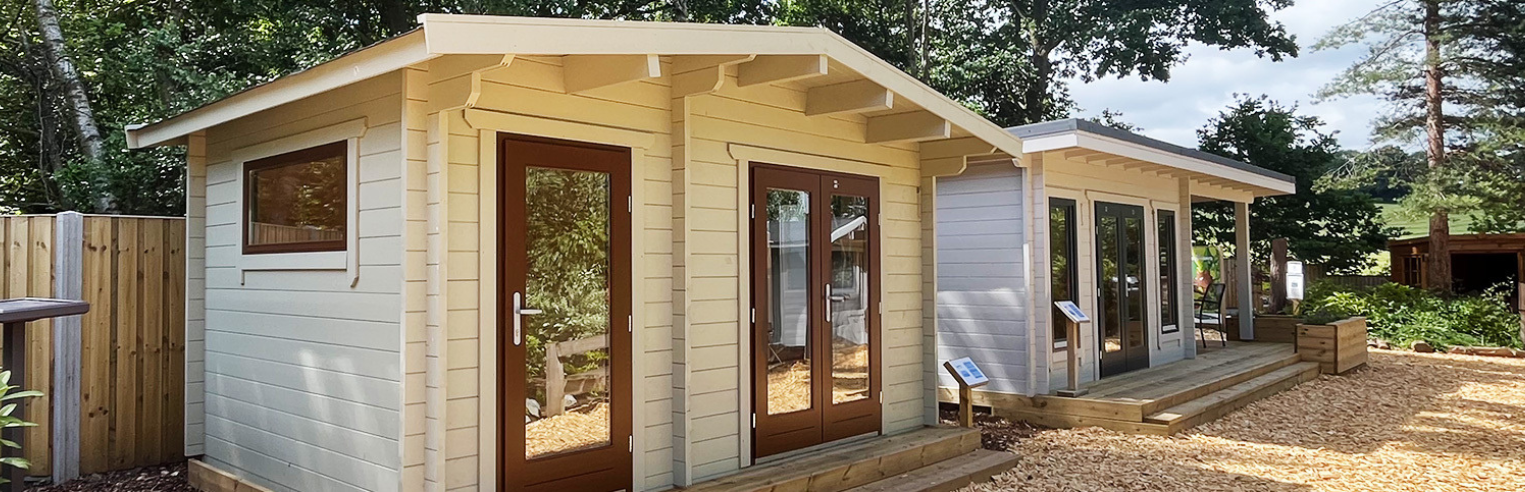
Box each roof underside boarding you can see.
[1010,119,1296,200]
[126,14,1024,163]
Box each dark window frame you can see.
[242,141,349,255]
[1050,197,1079,351]
[1158,209,1180,333]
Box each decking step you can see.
[1144,361,1321,432]
[682,427,981,492]
[1029,348,1302,422]
[847,449,1018,492]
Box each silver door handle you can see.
[513,292,542,346]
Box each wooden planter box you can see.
[1253,315,1302,343]
[1297,317,1369,374]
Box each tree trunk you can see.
[1269,237,1288,314]
[904,0,917,76]
[32,0,102,163]
[1423,0,1452,294]
[1022,0,1052,125]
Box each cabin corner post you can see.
[1234,200,1254,340]
[184,130,208,458]
[1025,153,1048,396]
[1178,178,1197,359]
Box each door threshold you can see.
[754,431,878,465]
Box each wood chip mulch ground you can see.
[965,349,1525,492]
[29,462,193,492]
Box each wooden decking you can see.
[1003,342,1320,435]
[681,426,1014,492]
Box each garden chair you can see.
[1195,283,1227,347]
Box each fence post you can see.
[51,212,82,483]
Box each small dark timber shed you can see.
[1390,233,1525,301]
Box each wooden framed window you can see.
[243,142,348,254]
[1050,198,1078,350]
[1158,210,1180,333]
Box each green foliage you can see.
[1303,281,1522,350]
[1193,96,1397,274]
[0,369,42,483]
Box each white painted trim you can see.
[1023,130,1294,196]
[231,118,367,278]
[476,129,499,492]
[471,113,656,491]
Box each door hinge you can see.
[628,314,633,333]
[750,308,755,324]
[751,413,757,429]
[750,204,755,219]
[628,195,634,213]
[629,435,634,452]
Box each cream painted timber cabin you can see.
[126,14,1031,492]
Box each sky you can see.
[1066,0,1387,150]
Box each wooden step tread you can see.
[1145,361,1321,428]
[846,449,1018,492]
[682,427,981,492]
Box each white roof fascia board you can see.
[1074,132,1294,194]
[1013,133,1080,154]
[1029,127,1294,196]
[126,31,434,149]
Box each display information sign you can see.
[943,357,989,388]
[1054,300,1090,323]
[1287,260,1305,300]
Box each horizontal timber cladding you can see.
[934,164,1029,396]
[197,72,405,492]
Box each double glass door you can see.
[499,135,632,491]
[750,164,880,459]
[1095,202,1149,377]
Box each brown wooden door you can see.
[499,134,632,492]
[750,164,880,460]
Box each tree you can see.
[1315,0,1525,289]
[1193,96,1394,274]
[993,0,1298,126]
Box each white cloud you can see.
[1066,0,1389,150]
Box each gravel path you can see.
[969,349,1525,492]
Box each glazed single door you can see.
[1095,202,1149,377]
[499,135,632,491]
[750,164,880,460]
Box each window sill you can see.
[240,251,347,271]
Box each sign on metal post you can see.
[943,357,988,427]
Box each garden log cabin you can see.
[126,15,1030,492]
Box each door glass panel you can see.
[1124,216,1144,348]
[766,189,812,415]
[1098,215,1122,355]
[1050,200,1076,348]
[829,194,870,404]
[523,166,612,459]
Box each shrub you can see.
[1302,281,1523,350]
[0,369,40,482]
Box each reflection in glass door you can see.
[1095,202,1148,377]
[500,135,631,492]
[751,165,880,460]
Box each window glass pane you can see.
[766,189,812,415]
[1099,215,1122,354]
[829,194,870,404]
[523,166,613,459]
[246,143,346,251]
[1124,216,1144,348]
[1158,211,1179,331]
[1050,200,1075,347]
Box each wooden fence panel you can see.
[0,214,185,479]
